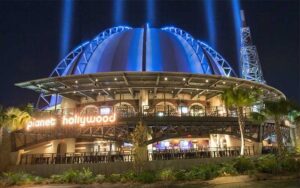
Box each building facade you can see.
[13,25,293,165]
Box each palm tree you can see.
[0,105,8,145]
[221,87,260,156]
[294,115,300,153]
[289,110,300,153]
[260,99,295,158]
[5,107,31,132]
[131,121,149,173]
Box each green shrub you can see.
[198,164,220,180]
[50,168,94,184]
[255,154,280,174]
[106,174,121,183]
[184,168,200,180]
[183,164,220,180]
[135,171,156,183]
[174,169,189,181]
[233,157,255,173]
[218,162,238,176]
[95,174,105,183]
[158,169,176,181]
[1,171,43,186]
[280,157,300,173]
[77,168,94,184]
[50,169,78,183]
[120,171,136,182]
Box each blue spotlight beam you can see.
[231,0,242,76]
[204,0,216,48]
[113,0,123,25]
[147,0,155,25]
[60,0,74,59]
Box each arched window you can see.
[80,105,99,115]
[155,102,177,116]
[114,102,136,117]
[189,103,205,116]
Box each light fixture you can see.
[114,77,117,81]
[182,78,186,81]
[205,79,209,83]
[95,78,98,82]
[73,91,76,94]
[100,107,111,115]
[164,77,168,81]
[108,88,111,91]
[98,92,101,95]
[222,81,226,85]
[158,112,164,117]
[75,80,78,84]
[181,106,188,114]
[91,89,94,92]
[196,89,199,91]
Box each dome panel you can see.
[58,26,236,77]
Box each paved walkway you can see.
[11,176,300,188]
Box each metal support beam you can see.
[192,90,206,99]
[78,91,97,101]
[59,94,81,102]
[123,73,134,97]
[154,74,160,96]
[206,92,221,100]
[173,88,183,98]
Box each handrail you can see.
[28,105,254,119]
[19,146,255,165]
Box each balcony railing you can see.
[29,105,255,120]
[19,146,254,165]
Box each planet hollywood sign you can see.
[26,114,116,130]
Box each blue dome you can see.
[51,25,236,77]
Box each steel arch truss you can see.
[37,26,132,109]
[161,27,237,77]
[37,42,89,109]
[75,26,132,74]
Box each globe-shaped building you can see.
[14,25,289,165]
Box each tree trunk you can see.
[0,126,3,146]
[237,107,245,156]
[133,146,148,173]
[274,117,284,158]
[295,124,300,153]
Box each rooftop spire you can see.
[240,10,265,83]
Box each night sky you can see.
[0,0,299,107]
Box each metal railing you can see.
[19,146,254,165]
[20,152,133,165]
[28,105,254,119]
[151,146,254,160]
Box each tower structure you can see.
[240,10,265,83]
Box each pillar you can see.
[253,142,262,155]
[139,89,149,114]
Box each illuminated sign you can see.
[63,114,116,126]
[26,114,116,130]
[27,118,56,130]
